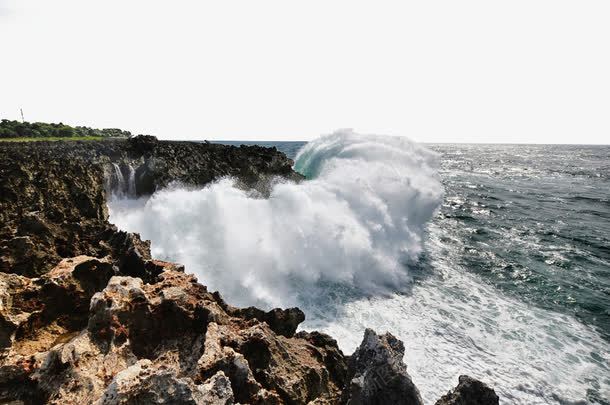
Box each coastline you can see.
[0,136,498,404]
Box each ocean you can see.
[109,135,609,404]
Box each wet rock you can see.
[108,231,154,281]
[0,138,301,276]
[435,375,499,405]
[341,328,423,405]
[133,160,156,195]
[226,306,305,338]
[296,331,348,389]
[127,134,158,155]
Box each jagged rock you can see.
[108,231,156,281]
[1,266,348,404]
[127,134,158,155]
[31,331,137,404]
[0,138,301,276]
[341,328,423,405]
[296,331,348,389]
[198,371,235,405]
[197,323,278,404]
[0,256,115,352]
[224,305,305,338]
[196,319,344,404]
[435,375,499,405]
[133,158,158,195]
[1,261,500,404]
[97,360,234,405]
[86,271,223,361]
[0,272,34,349]
[235,324,340,404]
[0,256,117,403]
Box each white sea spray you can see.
[109,130,443,307]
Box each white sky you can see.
[1,1,608,143]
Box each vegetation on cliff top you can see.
[0,119,132,140]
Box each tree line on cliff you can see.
[0,119,132,139]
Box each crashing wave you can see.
[108,130,443,308]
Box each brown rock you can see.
[225,306,305,338]
[0,256,115,353]
[0,256,116,403]
[0,138,301,277]
[0,266,350,404]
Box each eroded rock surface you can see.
[0,136,301,277]
[1,266,347,404]
[0,256,115,353]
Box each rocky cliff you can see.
[0,136,300,278]
[0,136,498,404]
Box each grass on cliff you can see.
[1,119,132,139]
[0,136,116,142]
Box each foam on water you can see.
[108,132,610,404]
[305,220,610,404]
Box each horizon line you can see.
[169,139,610,146]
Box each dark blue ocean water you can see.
[429,144,610,343]
[220,141,610,344]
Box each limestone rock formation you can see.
[222,305,305,338]
[1,265,347,404]
[0,257,500,404]
[0,256,115,351]
[0,136,301,277]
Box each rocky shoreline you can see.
[0,136,498,404]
